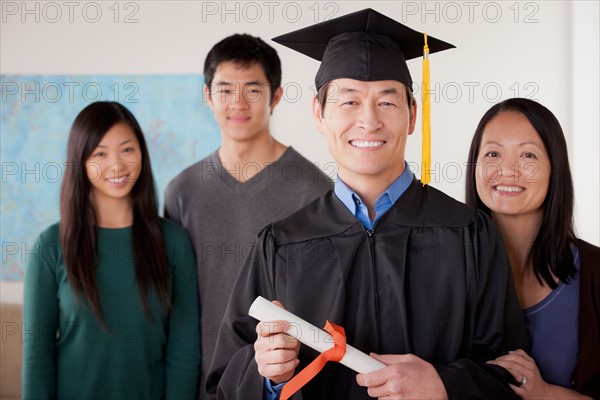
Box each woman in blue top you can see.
[465,98,599,399]
[22,101,201,399]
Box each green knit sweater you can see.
[22,219,200,399]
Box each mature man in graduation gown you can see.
[207,8,529,399]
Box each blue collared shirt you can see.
[334,163,414,230]
[264,379,285,400]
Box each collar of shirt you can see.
[334,162,414,230]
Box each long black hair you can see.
[465,98,576,288]
[60,101,171,324]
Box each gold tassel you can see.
[422,33,431,186]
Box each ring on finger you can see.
[521,375,527,385]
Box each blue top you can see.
[523,245,581,388]
[264,379,286,400]
[263,164,414,399]
[334,163,415,230]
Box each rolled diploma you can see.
[249,296,386,374]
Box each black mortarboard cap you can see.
[272,8,455,90]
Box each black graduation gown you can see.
[206,179,529,399]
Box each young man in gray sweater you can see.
[164,34,333,399]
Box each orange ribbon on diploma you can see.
[280,321,347,399]
[248,297,387,397]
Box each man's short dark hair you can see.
[204,34,282,102]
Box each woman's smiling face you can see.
[475,110,551,219]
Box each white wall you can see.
[571,1,599,246]
[2,1,598,253]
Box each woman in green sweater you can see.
[22,102,201,399]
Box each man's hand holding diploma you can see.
[356,353,448,399]
[254,301,301,384]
